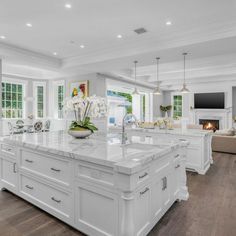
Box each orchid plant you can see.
[64,95,107,132]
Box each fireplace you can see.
[199,119,219,132]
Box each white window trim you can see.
[53,80,65,119]
[33,81,46,119]
[2,77,27,119]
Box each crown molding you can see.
[0,42,62,70]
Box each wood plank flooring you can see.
[0,152,235,236]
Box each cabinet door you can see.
[75,182,118,236]
[151,178,163,221]
[161,171,173,211]
[0,157,18,193]
[172,158,181,198]
[134,185,151,236]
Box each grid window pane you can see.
[173,95,183,118]
[2,82,24,118]
[36,86,44,118]
[57,85,64,119]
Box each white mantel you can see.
[192,108,232,129]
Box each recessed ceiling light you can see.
[26,23,32,27]
[53,52,58,56]
[166,21,172,26]
[80,45,85,48]
[0,35,6,39]
[65,3,72,9]
[117,34,122,39]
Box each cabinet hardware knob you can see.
[13,163,17,173]
[175,164,180,169]
[174,154,180,158]
[25,185,34,190]
[7,148,12,152]
[139,172,148,179]
[51,197,61,203]
[140,187,149,195]
[25,159,33,163]
[51,167,61,172]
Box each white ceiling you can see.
[1,0,236,84]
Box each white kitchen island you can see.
[110,127,213,175]
[0,131,189,236]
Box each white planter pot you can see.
[68,130,92,138]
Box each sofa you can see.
[212,128,236,154]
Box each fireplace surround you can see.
[193,108,232,130]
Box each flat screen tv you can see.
[194,92,225,109]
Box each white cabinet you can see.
[0,157,18,193]
[0,143,18,194]
[19,174,73,224]
[134,184,151,236]
[75,181,119,236]
[0,141,189,236]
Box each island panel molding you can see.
[0,131,189,236]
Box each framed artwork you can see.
[70,80,89,98]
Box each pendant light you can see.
[153,57,161,95]
[132,60,139,95]
[180,52,190,93]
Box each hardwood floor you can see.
[0,152,235,236]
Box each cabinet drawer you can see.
[76,162,114,187]
[136,168,150,186]
[20,175,72,222]
[1,144,16,158]
[20,150,71,187]
[152,155,171,177]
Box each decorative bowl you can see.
[68,129,92,139]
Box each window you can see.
[173,95,182,118]
[34,82,46,118]
[2,82,24,118]
[57,85,64,119]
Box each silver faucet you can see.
[121,113,138,145]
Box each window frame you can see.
[171,93,183,118]
[33,81,46,119]
[2,77,26,119]
[53,80,65,119]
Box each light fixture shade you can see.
[153,86,162,95]
[180,83,190,93]
[132,87,139,95]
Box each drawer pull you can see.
[140,187,149,195]
[139,172,148,179]
[51,197,61,203]
[174,154,180,158]
[145,135,152,138]
[7,148,12,152]
[175,164,180,169]
[25,185,34,190]
[13,163,17,173]
[51,167,61,172]
[162,177,167,190]
[25,159,33,163]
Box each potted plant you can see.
[64,95,107,138]
[160,105,172,117]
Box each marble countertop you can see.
[2,131,185,174]
[110,126,213,137]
